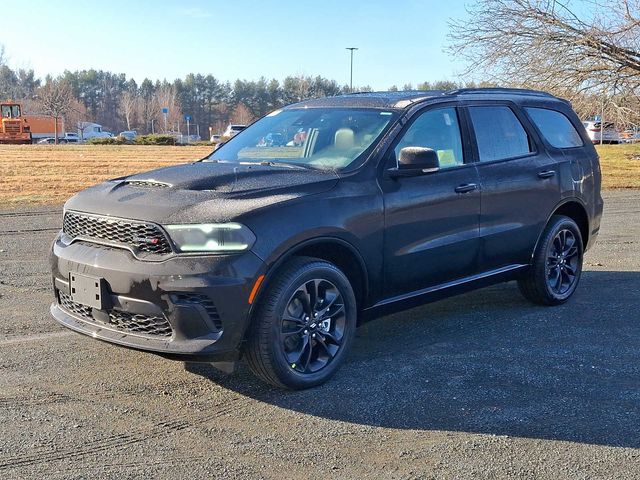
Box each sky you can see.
[2,0,471,90]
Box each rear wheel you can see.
[245,257,357,389]
[518,215,583,305]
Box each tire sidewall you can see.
[265,262,357,389]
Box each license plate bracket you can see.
[69,273,106,310]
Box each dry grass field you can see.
[0,143,638,206]
[0,145,212,206]
[596,143,640,189]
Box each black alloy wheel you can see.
[245,257,357,389]
[280,278,346,374]
[546,229,580,295]
[518,215,584,306]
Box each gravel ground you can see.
[0,191,639,479]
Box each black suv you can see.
[51,88,603,389]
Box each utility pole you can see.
[346,47,358,93]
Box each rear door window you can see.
[468,106,532,162]
[526,107,583,148]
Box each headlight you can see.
[165,223,256,253]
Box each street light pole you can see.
[346,47,358,93]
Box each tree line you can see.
[0,44,493,137]
[5,0,638,140]
[0,65,348,136]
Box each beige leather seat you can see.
[334,128,355,150]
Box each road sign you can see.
[161,108,169,114]
[184,115,192,122]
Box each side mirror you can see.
[388,147,440,178]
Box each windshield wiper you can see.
[201,158,233,163]
[254,161,321,171]
[202,159,327,171]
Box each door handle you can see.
[454,183,478,193]
[538,170,556,179]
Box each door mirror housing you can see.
[388,147,440,178]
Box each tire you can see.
[245,256,357,389]
[518,215,584,306]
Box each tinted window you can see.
[526,107,583,148]
[394,107,464,169]
[469,106,531,162]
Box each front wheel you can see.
[245,257,357,389]
[518,215,584,305]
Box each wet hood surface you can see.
[64,161,339,224]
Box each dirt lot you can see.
[0,191,639,478]
[0,143,639,206]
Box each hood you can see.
[64,161,339,224]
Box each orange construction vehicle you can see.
[0,102,31,144]
[0,101,65,144]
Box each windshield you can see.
[1,105,20,118]
[206,108,397,170]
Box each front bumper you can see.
[50,233,266,361]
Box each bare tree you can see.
[38,80,73,144]
[0,44,6,67]
[120,90,138,131]
[137,93,158,134]
[230,102,253,125]
[448,0,640,122]
[64,98,89,141]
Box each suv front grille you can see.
[63,211,173,255]
[170,293,222,331]
[58,291,173,337]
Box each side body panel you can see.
[463,101,561,269]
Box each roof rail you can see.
[444,87,554,98]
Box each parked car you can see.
[582,120,620,144]
[118,130,137,141]
[50,88,603,389]
[210,134,222,144]
[223,124,246,138]
[37,137,67,144]
[63,132,79,143]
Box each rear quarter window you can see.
[525,107,584,148]
[468,106,532,162]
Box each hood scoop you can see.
[123,180,172,188]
